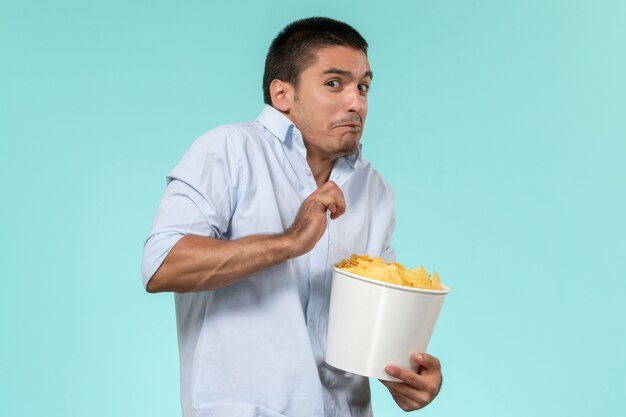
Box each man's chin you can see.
[337,138,360,156]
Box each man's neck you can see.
[306,153,336,187]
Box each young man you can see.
[142,17,442,417]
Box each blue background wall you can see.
[1,1,624,416]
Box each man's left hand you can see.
[379,352,442,412]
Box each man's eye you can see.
[326,80,340,88]
[358,83,370,93]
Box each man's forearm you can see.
[146,181,346,293]
[146,233,297,293]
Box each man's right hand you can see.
[284,181,346,257]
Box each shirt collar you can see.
[257,104,299,145]
[257,104,362,169]
[345,143,362,168]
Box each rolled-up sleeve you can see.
[141,128,239,289]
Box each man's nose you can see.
[345,86,366,113]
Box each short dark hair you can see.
[262,17,368,105]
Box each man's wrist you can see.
[274,231,302,259]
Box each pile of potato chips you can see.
[336,254,443,291]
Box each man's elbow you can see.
[145,269,169,293]
[145,277,160,293]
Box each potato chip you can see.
[336,254,443,291]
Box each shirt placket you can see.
[306,223,330,365]
[282,127,317,201]
[287,128,329,364]
[305,153,358,363]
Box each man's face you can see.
[285,46,372,161]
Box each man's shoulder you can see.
[355,158,394,195]
[178,120,271,164]
[193,120,264,147]
[169,119,269,177]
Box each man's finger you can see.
[411,352,441,374]
[329,200,345,219]
[384,365,429,390]
[324,183,346,219]
[312,182,346,220]
[319,180,339,191]
[315,194,339,212]
[332,190,346,218]
[379,380,429,411]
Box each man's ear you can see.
[270,79,294,112]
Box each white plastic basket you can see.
[325,266,450,381]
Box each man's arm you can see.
[146,181,345,293]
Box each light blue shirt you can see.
[142,105,396,417]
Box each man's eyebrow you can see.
[322,68,374,80]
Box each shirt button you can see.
[305,168,311,176]
[308,319,315,328]
[313,269,320,278]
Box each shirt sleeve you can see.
[141,128,240,289]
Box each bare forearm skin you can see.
[146,181,346,294]
[146,233,298,293]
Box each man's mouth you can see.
[333,117,362,130]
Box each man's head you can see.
[264,17,372,162]
[263,17,368,105]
